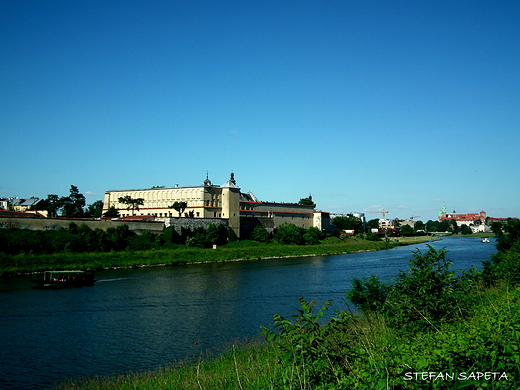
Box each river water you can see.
[0,237,497,389]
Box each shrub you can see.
[348,246,476,333]
[303,226,322,245]
[251,225,270,243]
[274,224,306,245]
[261,298,352,388]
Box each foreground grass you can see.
[0,236,418,276]
[55,341,279,390]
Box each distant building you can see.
[102,173,331,238]
[0,197,45,213]
[438,208,486,232]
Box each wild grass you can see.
[54,340,279,390]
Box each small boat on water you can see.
[32,270,95,289]
[481,237,491,243]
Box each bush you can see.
[251,226,270,243]
[348,246,476,333]
[261,298,353,388]
[303,226,322,245]
[274,224,306,245]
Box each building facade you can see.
[102,173,330,238]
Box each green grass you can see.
[0,236,410,276]
[54,340,279,390]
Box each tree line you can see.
[33,185,103,218]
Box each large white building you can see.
[103,173,331,238]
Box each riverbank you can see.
[0,236,436,276]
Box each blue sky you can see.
[1,1,519,222]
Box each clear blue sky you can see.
[2,1,519,222]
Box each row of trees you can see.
[0,222,236,255]
[250,224,324,245]
[331,215,482,237]
[33,185,103,218]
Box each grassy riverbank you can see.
[0,236,437,276]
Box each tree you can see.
[103,206,120,218]
[450,219,460,234]
[298,196,316,208]
[43,194,61,217]
[415,220,425,231]
[85,200,103,218]
[303,226,322,245]
[400,224,415,236]
[251,225,270,242]
[367,219,380,231]
[348,246,472,332]
[332,216,363,233]
[60,185,86,218]
[169,201,188,217]
[118,195,145,215]
[460,224,472,235]
[275,224,306,245]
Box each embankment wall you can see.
[0,216,229,235]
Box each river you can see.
[0,237,497,389]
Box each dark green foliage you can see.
[366,218,379,231]
[102,206,120,218]
[161,226,180,245]
[263,239,520,389]
[0,223,138,255]
[84,200,104,218]
[385,246,473,332]
[495,218,520,252]
[481,218,520,286]
[460,224,472,234]
[261,298,353,387]
[400,224,415,236]
[127,230,157,251]
[363,232,381,241]
[274,224,306,245]
[298,197,316,207]
[251,225,270,243]
[348,246,475,333]
[332,215,363,233]
[169,201,188,217]
[117,195,145,215]
[303,226,322,245]
[347,274,390,312]
[61,185,86,218]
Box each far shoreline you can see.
[0,235,448,277]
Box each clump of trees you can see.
[246,224,324,246]
[37,185,103,218]
[425,219,474,234]
[0,222,237,255]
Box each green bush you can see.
[275,224,306,245]
[261,298,353,388]
[348,246,476,333]
[251,225,270,242]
